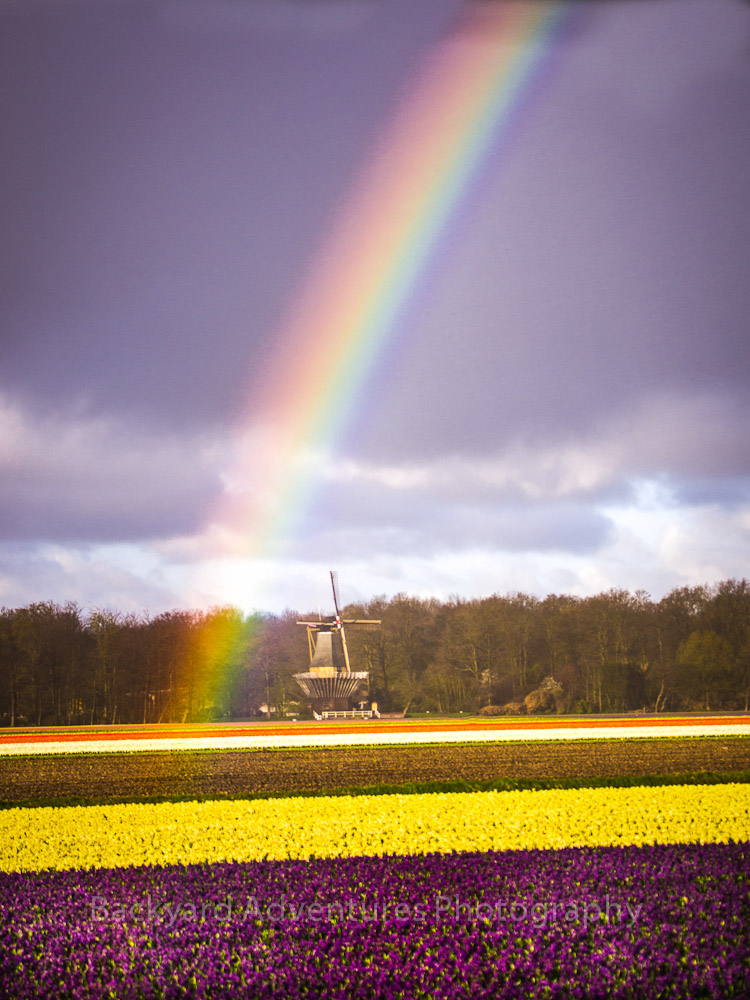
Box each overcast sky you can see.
[1,0,749,617]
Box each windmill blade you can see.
[330,570,342,619]
[339,622,352,673]
[330,570,352,672]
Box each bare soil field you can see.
[1,736,749,805]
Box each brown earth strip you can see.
[1,737,749,804]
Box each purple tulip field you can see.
[2,841,749,999]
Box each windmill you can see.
[294,572,381,718]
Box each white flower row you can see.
[0,723,748,755]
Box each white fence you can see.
[313,709,381,721]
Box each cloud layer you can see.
[1,0,748,614]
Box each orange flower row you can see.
[1,714,747,744]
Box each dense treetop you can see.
[1,580,749,725]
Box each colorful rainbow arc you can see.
[207,1,571,592]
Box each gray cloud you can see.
[303,501,613,560]
[0,395,223,542]
[0,540,186,615]
[0,0,748,613]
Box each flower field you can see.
[2,783,749,874]
[1,717,749,997]
[1,714,748,755]
[1,843,748,999]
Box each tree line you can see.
[1,579,749,726]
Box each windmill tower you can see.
[294,572,380,717]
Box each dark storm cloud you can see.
[344,0,750,465]
[0,0,457,429]
[2,0,747,452]
[158,0,383,36]
[0,3,337,426]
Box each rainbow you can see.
[204,0,572,604]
